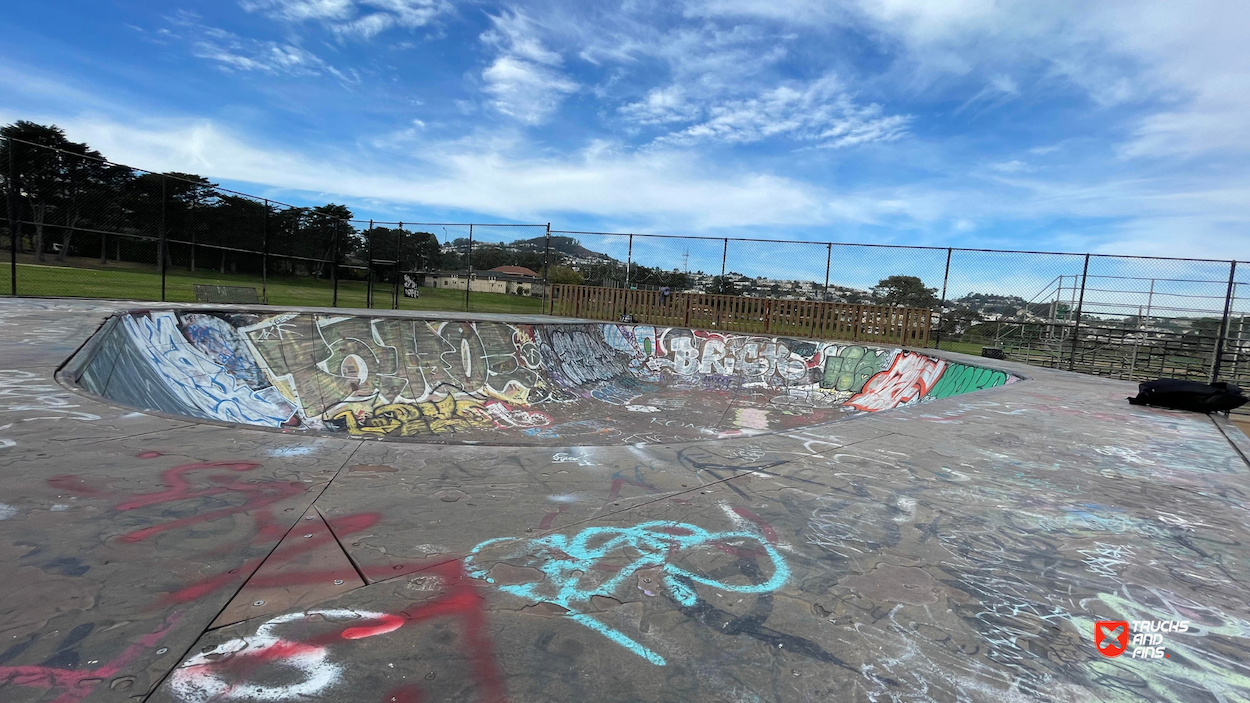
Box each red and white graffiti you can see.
[846,352,946,412]
[170,609,403,701]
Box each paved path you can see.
[1,298,1248,703]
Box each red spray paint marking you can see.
[538,504,569,530]
[114,462,264,510]
[185,562,507,703]
[51,461,310,544]
[384,685,426,703]
[400,561,508,703]
[607,473,661,502]
[116,462,306,543]
[0,612,182,703]
[45,475,105,495]
[162,512,382,604]
[731,507,778,543]
[342,614,405,640]
[175,613,397,697]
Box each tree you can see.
[632,264,689,290]
[546,265,584,285]
[1,121,102,261]
[309,204,354,276]
[358,228,442,279]
[872,275,939,309]
[939,306,984,337]
[408,232,442,271]
[711,275,738,296]
[164,173,219,272]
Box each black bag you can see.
[1127,379,1248,413]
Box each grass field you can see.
[933,340,987,355]
[0,261,544,314]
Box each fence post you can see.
[1211,260,1237,383]
[160,174,167,302]
[624,233,633,320]
[823,243,831,302]
[394,222,402,310]
[6,136,16,296]
[936,247,952,349]
[1068,254,1090,371]
[331,218,340,307]
[720,238,728,294]
[366,219,374,309]
[543,223,551,315]
[261,199,269,304]
[465,224,473,311]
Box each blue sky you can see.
[2,0,1248,262]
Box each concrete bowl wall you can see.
[63,309,1019,445]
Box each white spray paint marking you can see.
[0,503,17,520]
[0,370,101,423]
[552,451,597,466]
[718,501,797,553]
[894,496,917,522]
[169,609,398,702]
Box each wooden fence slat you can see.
[549,284,931,345]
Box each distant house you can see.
[422,265,547,297]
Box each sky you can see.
[1,0,1249,266]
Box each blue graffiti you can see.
[464,520,789,665]
[123,312,295,426]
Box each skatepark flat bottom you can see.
[1,297,1249,703]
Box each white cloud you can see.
[989,160,1035,174]
[239,0,452,39]
[689,0,1250,161]
[167,12,356,82]
[239,0,355,22]
[619,86,703,125]
[642,75,910,149]
[479,11,577,125]
[193,39,327,76]
[8,110,890,230]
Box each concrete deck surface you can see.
[1,297,1249,703]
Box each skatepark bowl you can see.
[2,298,1249,703]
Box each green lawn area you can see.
[0,262,544,314]
[932,340,987,355]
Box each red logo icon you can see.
[1096,620,1129,657]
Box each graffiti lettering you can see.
[847,351,946,412]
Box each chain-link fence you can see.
[2,135,1247,390]
[550,230,1248,390]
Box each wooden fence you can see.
[550,285,932,346]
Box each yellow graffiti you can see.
[328,394,491,437]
